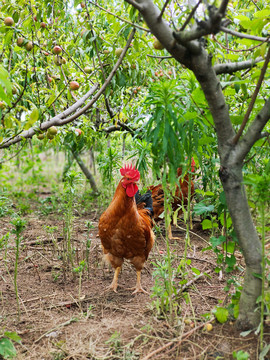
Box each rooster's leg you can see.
[131,270,148,295]
[107,266,121,293]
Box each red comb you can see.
[120,164,140,181]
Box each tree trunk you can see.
[89,146,96,175]
[219,164,262,330]
[62,151,74,182]
[71,150,99,194]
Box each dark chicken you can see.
[149,158,196,221]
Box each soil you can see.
[0,189,269,360]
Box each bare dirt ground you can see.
[0,192,269,360]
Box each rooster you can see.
[149,158,196,221]
[98,164,155,294]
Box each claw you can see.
[105,266,121,293]
[132,286,149,295]
[130,270,149,295]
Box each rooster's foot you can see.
[127,286,149,295]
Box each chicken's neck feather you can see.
[107,180,136,216]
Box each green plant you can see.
[151,249,182,322]
[63,170,83,273]
[52,271,61,282]
[0,331,21,359]
[84,304,94,319]
[84,220,94,279]
[39,195,61,215]
[0,233,10,264]
[44,225,59,256]
[10,216,26,320]
[105,331,122,353]
[232,350,250,360]
[16,198,31,215]
[73,260,86,311]
[97,147,122,197]
[0,193,13,217]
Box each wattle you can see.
[126,183,138,197]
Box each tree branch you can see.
[125,0,144,11]
[173,2,229,44]
[180,0,202,31]
[70,148,99,194]
[0,84,98,149]
[125,0,190,67]
[236,97,270,162]
[220,26,270,43]
[218,0,230,15]
[233,45,270,144]
[88,1,149,32]
[0,141,26,164]
[102,121,136,136]
[214,57,262,75]
[158,0,171,21]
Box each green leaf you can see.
[210,236,226,248]
[3,332,21,344]
[223,241,235,254]
[0,337,17,359]
[202,219,218,230]
[191,267,201,275]
[225,255,236,267]
[214,306,229,324]
[193,202,214,215]
[252,272,262,279]
[0,65,12,105]
[240,330,253,337]
[254,9,270,18]
[25,108,39,129]
[233,303,239,319]
[191,87,206,105]
[259,344,270,360]
[4,30,14,46]
[233,350,250,360]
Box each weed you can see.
[10,216,26,320]
[44,225,59,256]
[0,330,21,360]
[232,350,250,360]
[62,170,83,274]
[73,260,86,311]
[105,331,122,352]
[0,192,13,218]
[84,220,94,278]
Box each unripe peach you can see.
[53,56,62,66]
[153,38,164,50]
[115,48,123,57]
[17,37,24,47]
[25,41,33,51]
[70,81,80,90]
[52,46,62,55]
[4,17,14,26]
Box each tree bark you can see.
[71,150,99,194]
[219,164,262,329]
